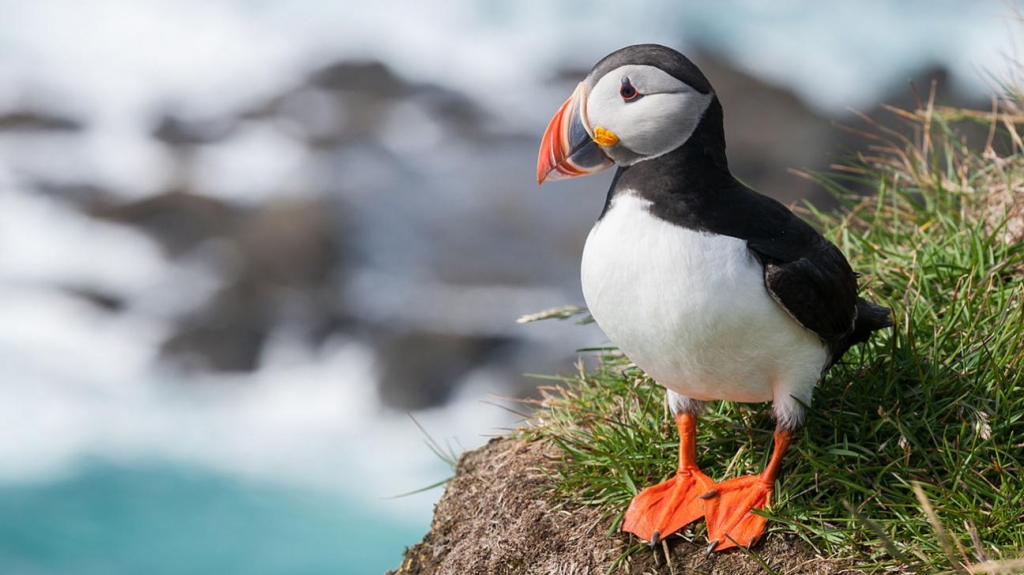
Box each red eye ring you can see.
[620,77,641,101]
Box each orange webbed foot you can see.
[702,429,793,552]
[702,475,772,551]
[622,467,715,545]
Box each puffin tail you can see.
[830,298,893,363]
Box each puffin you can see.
[535,44,891,552]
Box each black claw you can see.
[705,540,719,558]
[698,489,719,500]
[649,531,661,549]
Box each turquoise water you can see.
[0,463,425,575]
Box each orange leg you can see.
[702,429,792,552]
[622,413,715,546]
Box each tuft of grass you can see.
[386,415,461,499]
[519,92,1024,573]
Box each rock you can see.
[61,286,126,313]
[151,113,237,147]
[87,189,238,257]
[371,329,519,410]
[0,109,83,132]
[32,181,118,212]
[231,199,340,289]
[392,437,851,574]
[160,284,272,372]
[309,60,412,99]
[157,197,347,373]
[254,58,489,148]
[87,188,349,373]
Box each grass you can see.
[517,91,1024,573]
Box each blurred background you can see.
[0,1,1016,573]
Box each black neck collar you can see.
[606,97,734,206]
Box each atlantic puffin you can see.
[536,44,891,552]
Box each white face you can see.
[584,64,713,165]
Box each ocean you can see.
[0,463,424,574]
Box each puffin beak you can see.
[536,83,615,184]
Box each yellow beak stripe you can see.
[593,126,619,147]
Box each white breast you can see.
[581,193,828,409]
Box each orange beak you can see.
[536,83,614,184]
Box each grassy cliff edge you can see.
[395,96,1024,574]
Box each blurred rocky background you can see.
[0,2,1012,574]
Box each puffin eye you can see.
[619,77,641,101]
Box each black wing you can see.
[736,190,858,342]
[754,239,858,341]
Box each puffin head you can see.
[537,44,717,184]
